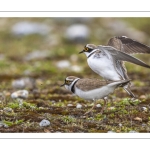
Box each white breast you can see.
[87,54,121,81]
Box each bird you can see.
[61,76,131,114]
[79,36,150,98]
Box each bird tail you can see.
[111,79,136,98]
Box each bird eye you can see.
[84,47,89,51]
[65,80,71,85]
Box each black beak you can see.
[60,83,65,87]
[79,50,84,54]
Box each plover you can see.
[61,76,131,114]
[79,36,150,98]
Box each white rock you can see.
[11,21,51,36]
[108,107,116,110]
[67,104,73,107]
[76,103,82,109]
[65,24,90,43]
[142,107,147,112]
[119,123,122,127]
[39,119,50,127]
[11,90,29,99]
[96,104,101,108]
[3,107,13,113]
[56,60,71,69]
[12,77,35,89]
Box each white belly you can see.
[87,56,121,81]
[75,86,114,100]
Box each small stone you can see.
[140,95,146,99]
[67,104,73,107]
[134,117,142,122]
[39,119,50,127]
[3,107,13,113]
[119,123,122,127]
[108,106,116,110]
[65,24,90,43]
[142,123,147,127]
[11,21,51,36]
[142,107,148,112]
[76,103,82,109]
[96,104,101,108]
[11,90,29,99]
[56,60,71,69]
[12,77,36,89]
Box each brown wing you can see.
[107,36,150,54]
[75,78,113,91]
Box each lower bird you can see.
[61,76,131,114]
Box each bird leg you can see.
[100,99,107,114]
[84,100,97,115]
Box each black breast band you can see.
[71,79,80,93]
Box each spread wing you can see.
[75,79,113,91]
[107,36,150,54]
[98,46,150,69]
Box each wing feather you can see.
[107,36,150,54]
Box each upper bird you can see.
[79,36,150,98]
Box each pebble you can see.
[11,21,51,36]
[56,60,71,69]
[96,104,101,108]
[140,95,146,99]
[12,77,36,89]
[142,123,147,127]
[67,104,73,107]
[65,24,90,43]
[142,107,148,112]
[134,117,142,122]
[3,107,13,113]
[11,90,29,99]
[108,106,116,110]
[39,119,50,127]
[76,103,82,109]
[119,123,122,127]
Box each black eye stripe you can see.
[86,47,94,53]
[65,80,72,84]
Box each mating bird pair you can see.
[61,36,150,114]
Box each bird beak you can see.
[60,83,65,87]
[79,50,84,54]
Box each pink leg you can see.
[84,100,97,115]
